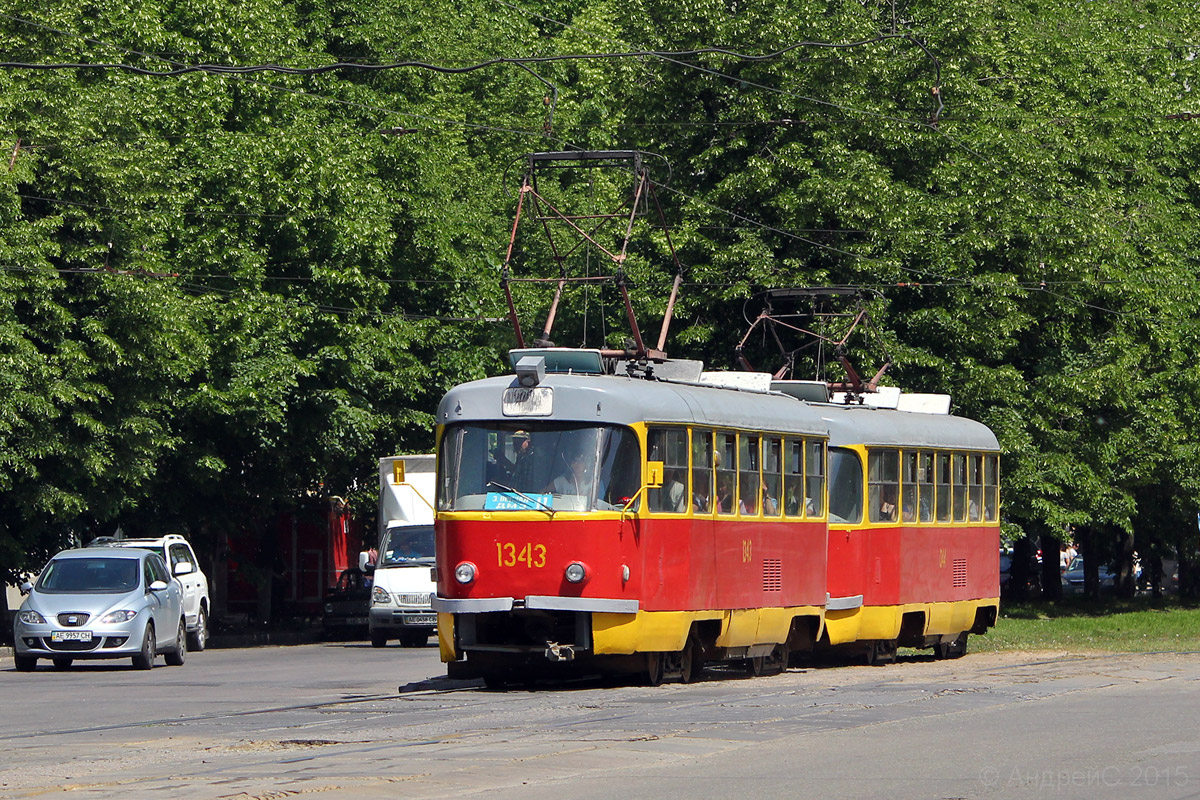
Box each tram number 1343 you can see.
[497,542,548,568]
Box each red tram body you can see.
[433,350,1000,685]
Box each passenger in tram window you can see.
[549,450,593,496]
[510,430,535,489]
[738,473,759,515]
[878,486,898,522]
[902,497,917,522]
[663,468,687,512]
[716,472,735,514]
[762,485,779,516]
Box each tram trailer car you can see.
[432,354,1000,686]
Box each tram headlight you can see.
[454,561,477,585]
[564,562,587,584]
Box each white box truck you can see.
[362,454,437,647]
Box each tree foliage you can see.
[1,0,1198,586]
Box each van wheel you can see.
[371,630,388,648]
[399,632,428,647]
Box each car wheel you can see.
[132,622,156,670]
[14,655,37,672]
[188,605,208,652]
[165,618,187,666]
[370,630,388,648]
[52,657,73,670]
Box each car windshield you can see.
[37,557,140,593]
[378,524,435,566]
[438,422,641,512]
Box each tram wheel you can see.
[679,636,704,683]
[935,632,969,660]
[642,652,665,686]
[865,639,898,666]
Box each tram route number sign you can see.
[502,386,553,416]
[486,491,553,511]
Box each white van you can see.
[364,455,437,647]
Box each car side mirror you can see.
[20,580,33,596]
[173,561,195,576]
[149,580,169,591]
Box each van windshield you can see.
[378,524,435,567]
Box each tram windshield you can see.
[438,423,642,512]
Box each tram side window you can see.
[648,428,688,513]
[917,451,935,522]
[952,453,967,522]
[868,449,900,523]
[984,454,999,521]
[716,432,737,515]
[968,454,983,521]
[828,447,863,524]
[806,439,825,517]
[762,437,782,516]
[738,434,761,516]
[936,453,952,522]
[901,451,918,522]
[784,438,804,518]
[692,430,714,513]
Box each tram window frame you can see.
[647,427,689,514]
[762,437,782,517]
[984,454,999,521]
[716,431,737,516]
[738,434,762,516]
[828,447,864,524]
[868,449,900,523]
[784,438,804,518]
[935,452,952,522]
[692,429,714,514]
[901,451,918,522]
[917,451,935,522]
[968,454,984,521]
[952,453,967,522]
[806,439,825,518]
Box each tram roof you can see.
[437,373,999,451]
[819,403,1000,452]
[437,373,829,435]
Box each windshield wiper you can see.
[487,480,555,517]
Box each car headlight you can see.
[99,610,139,623]
[371,585,392,606]
[17,610,46,625]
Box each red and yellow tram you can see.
[432,349,1000,685]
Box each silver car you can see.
[12,547,187,671]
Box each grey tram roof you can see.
[437,372,999,452]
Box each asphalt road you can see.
[2,642,1199,800]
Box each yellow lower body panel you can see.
[823,598,998,645]
[437,612,456,662]
[592,606,823,655]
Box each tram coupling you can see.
[544,642,577,662]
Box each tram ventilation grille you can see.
[763,559,782,592]
[952,558,968,588]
